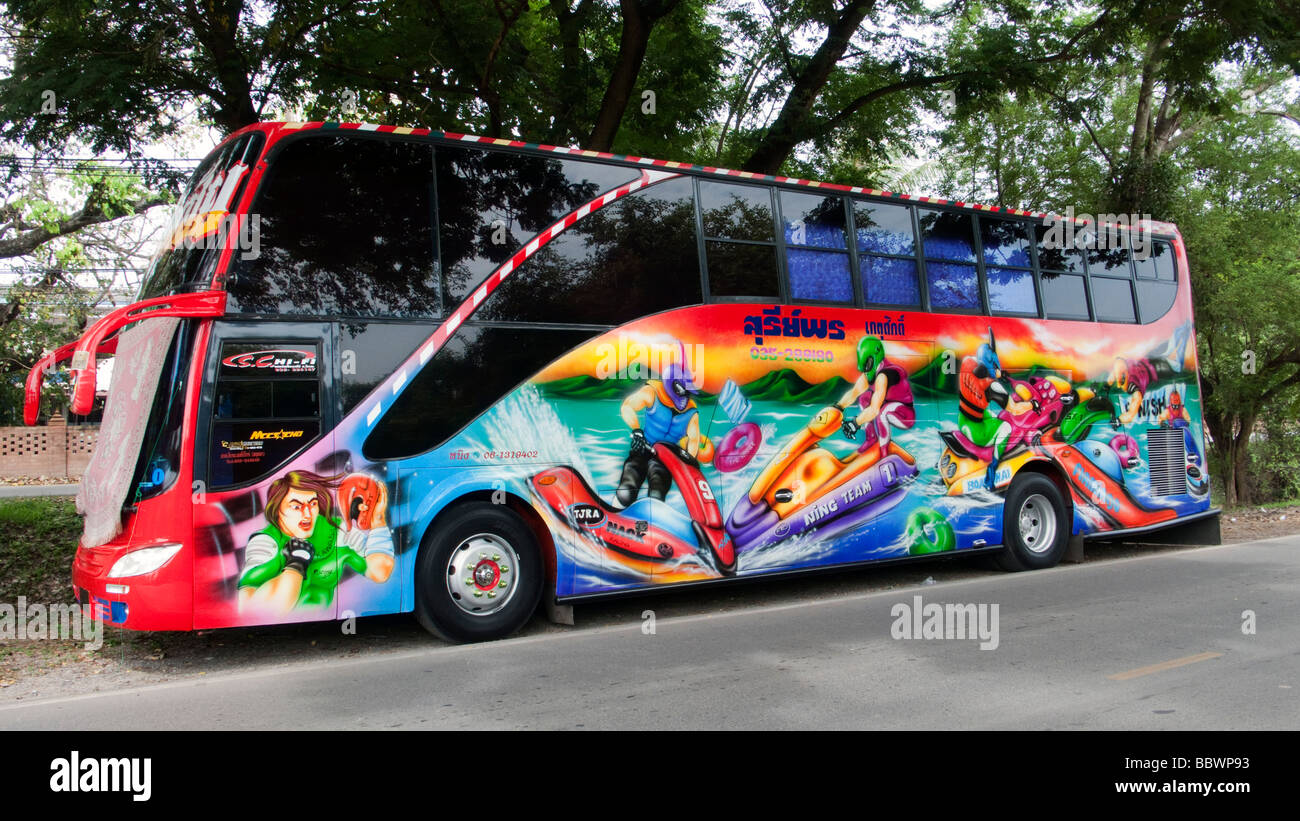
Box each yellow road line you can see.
[1108,651,1223,681]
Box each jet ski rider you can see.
[616,342,706,507]
[957,330,1034,490]
[836,335,916,462]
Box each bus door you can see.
[192,320,339,628]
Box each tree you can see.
[712,0,1133,179]
[1106,0,1300,213]
[933,20,1300,504]
[0,152,169,423]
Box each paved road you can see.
[1,536,1295,730]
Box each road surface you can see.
[1,535,1294,730]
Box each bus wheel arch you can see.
[412,493,547,643]
[996,462,1072,572]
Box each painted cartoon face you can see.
[279,488,320,540]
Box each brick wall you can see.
[0,414,99,480]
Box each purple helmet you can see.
[661,341,699,411]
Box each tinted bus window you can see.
[228,136,438,318]
[781,191,851,303]
[981,218,1032,267]
[780,191,847,249]
[1086,236,1133,276]
[855,200,919,306]
[701,181,780,299]
[1040,271,1090,320]
[1136,278,1177,323]
[918,208,978,310]
[1133,240,1177,322]
[363,327,596,460]
[436,146,640,307]
[980,217,1036,315]
[1035,222,1087,273]
[860,254,920,306]
[700,180,775,241]
[209,342,322,488]
[1134,240,1176,280]
[854,201,916,256]
[339,322,448,414]
[918,208,976,262]
[787,249,852,302]
[986,267,1037,314]
[1090,276,1137,323]
[140,133,263,301]
[706,241,780,298]
[474,176,702,324]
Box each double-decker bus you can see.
[26,121,1218,642]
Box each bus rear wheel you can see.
[996,474,1069,571]
[415,502,542,643]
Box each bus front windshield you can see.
[137,132,263,300]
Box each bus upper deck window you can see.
[918,208,979,311]
[700,180,780,299]
[781,191,852,303]
[229,136,437,319]
[855,200,919,307]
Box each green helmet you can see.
[857,335,885,380]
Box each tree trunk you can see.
[548,0,597,145]
[1205,408,1235,505]
[586,0,680,152]
[1232,412,1256,505]
[741,0,876,174]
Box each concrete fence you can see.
[0,414,99,479]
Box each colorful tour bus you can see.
[26,121,1218,642]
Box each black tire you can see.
[414,502,543,643]
[996,473,1070,572]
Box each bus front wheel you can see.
[414,502,542,643]
[996,474,1069,572]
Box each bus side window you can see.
[471,176,702,324]
[780,190,853,304]
[1035,221,1091,320]
[435,145,641,310]
[980,216,1037,316]
[1090,276,1137,323]
[1088,231,1137,323]
[854,200,919,307]
[700,180,780,299]
[1135,240,1177,322]
[362,327,598,461]
[917,208,979,311]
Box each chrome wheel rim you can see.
[1018,494,1056,555]
[446,533,519,616]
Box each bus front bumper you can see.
[72,532,194,631]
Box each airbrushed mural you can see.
[512,304,1205,595]
[192,300,1209,624]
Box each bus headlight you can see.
[107,543,183,578]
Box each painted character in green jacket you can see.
[238,470,395,613]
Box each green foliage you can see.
[0,497,82,603]
[1243,416,1300,504]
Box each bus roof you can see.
[230,120,1181,238]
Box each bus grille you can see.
[1146,428,1188,496]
